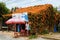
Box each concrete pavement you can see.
[0,31,52,40]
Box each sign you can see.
[12,12,28,22]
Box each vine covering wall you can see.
[28,4,57,34]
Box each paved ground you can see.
[40,32,60,40]
[0,31,57,40]
[0,31,28,40]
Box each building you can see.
[2,4,58,33]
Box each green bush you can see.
[29,35,37,39]
[41,29,49,34]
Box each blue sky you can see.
[0,0,60,9]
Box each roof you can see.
[2,4,53,17]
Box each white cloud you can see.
[0,0,7,2]
[30,0,36,2]
[0,0,60,9]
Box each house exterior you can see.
[2,4,60,33]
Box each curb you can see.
[41,36,60,40]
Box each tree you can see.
[53,7,57,12]
[0,2,10,16]
[0,2,10,26]
[11,7,19,13]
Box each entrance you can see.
[57,23,60,32]
[16,24,25,32]
[21,24,25,30]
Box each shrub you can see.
[40,29,49,34]
[29,35,37,39]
